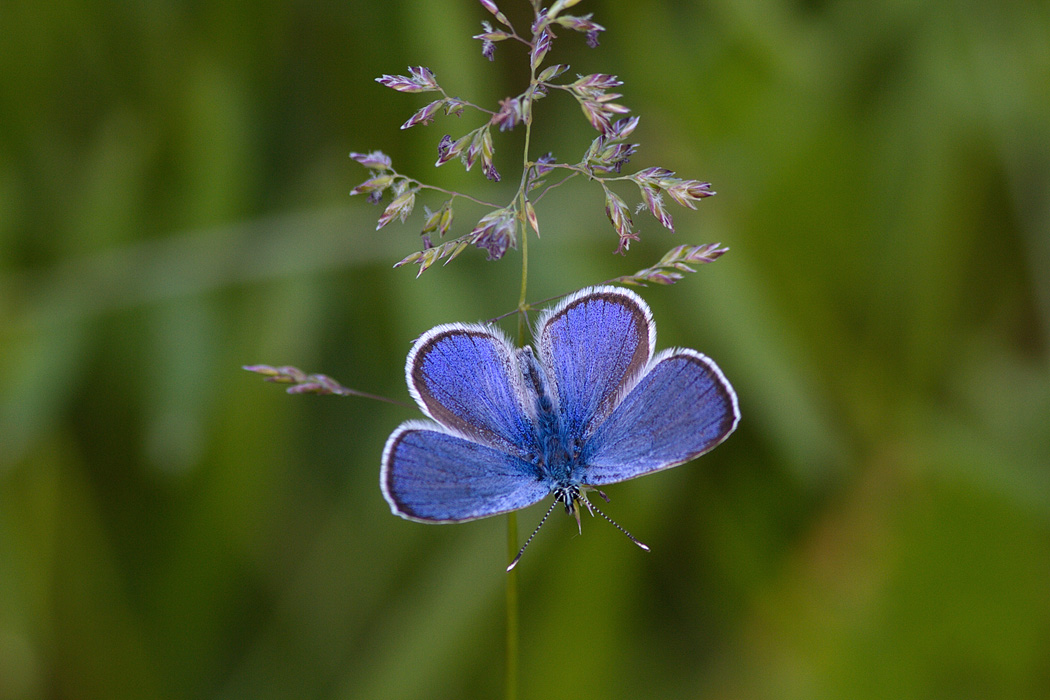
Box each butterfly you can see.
[381,285,739,568]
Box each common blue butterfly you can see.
[381,286,739,567]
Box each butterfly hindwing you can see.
[382,422,550,522]
[581,349,740,485]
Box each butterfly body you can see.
[514,347,582,494]
[382,286,739,527]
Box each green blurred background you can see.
[2,0,1048,698]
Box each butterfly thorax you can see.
[520,347,585,490]
[534,394,585,484]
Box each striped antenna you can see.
[507,500,559,572]
[579,492,650,553]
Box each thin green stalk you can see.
[505,234,527,700]
[518,222,529,310]
[505,46,539,700]
[505,511,519,700]
[505,171,528,700]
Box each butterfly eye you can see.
[557,487,577,514]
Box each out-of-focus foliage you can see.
[1,1,1048,699]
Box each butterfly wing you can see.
[581,348,739,485]
[536,286,655,439]
[382,421,551,522]
[407,323,536,457]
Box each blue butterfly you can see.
[381,285,739,567]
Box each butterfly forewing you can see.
[407,324,536,455]
[537,286,655,440]
[581,349,739,485]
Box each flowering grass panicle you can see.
[350,0,724,278]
